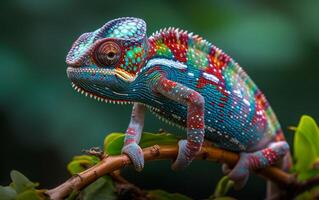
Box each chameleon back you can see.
[139,28,283,152]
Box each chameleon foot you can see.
[172,140,194,170]
[121,143,144,172]
[222,163,231,174]
[227,153,250,190]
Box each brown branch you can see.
[45,142,319,200]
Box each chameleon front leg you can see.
[227,141,289,189]
[155,76,205,170]
[121,103,146,171]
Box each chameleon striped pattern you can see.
[66,17,290,189]
[144,27,282,151]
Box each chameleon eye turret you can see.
[93,41,121,67]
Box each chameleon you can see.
[66,17,291,189]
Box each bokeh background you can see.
[1,0,318,199]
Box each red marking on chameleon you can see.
[255,90,270,109]
[127,128,137,135]
[262,149,278,165]
[274,131,285,142]
[163,30,188,63]
[220,97,228,102]
[170,44,188,63]
[196,63,229,99]
[159,78,177,92]
[146,65,162,75]
[209,47,231,67]
[187,92,203,103]
[188,108,204,129]
[147,40,157,58]
[179,31,189,45]
[186,141,201,150]
[196,67,218,89]
[249,155,261,169]
[124,138,135,145]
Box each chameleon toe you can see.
[171,140,194,170]
[121,143,144,172]
[227,153,250,190]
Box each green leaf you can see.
[0,186,17,200]
[139,132,179,148]
[147,189,191,200]
[80,176,116,200]
[296,185,319,200]
[212,176,234,198]
[67,155,99,175]
[298,169,319,181]
[16,189,41,200]
[10,170,39,194]
[293,115,319,179]
[104,133,125,155]
[104,132,179,155]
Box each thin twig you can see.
[45,142,319,200]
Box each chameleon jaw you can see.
[71,82,133,105]
[67,67,135,82]
[67,67,114,76]
[113,68,135,82]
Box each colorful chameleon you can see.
[66,17,290,190]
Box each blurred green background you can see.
[0,0,318,199]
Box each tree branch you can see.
[45,142,319,200]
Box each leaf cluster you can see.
[0,170,43,200]
[292,115,319,199]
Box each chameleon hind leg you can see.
[225,141,289,189]
[155,76,205,170]
[121,103,146,171]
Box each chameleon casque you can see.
[66,17,290,189]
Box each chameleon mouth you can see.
[113,68,135,82]
[67,67,114,76]
[71,82,133,105]
[67,67,135,82]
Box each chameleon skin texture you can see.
[66,17,290,187]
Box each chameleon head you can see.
[66,17,148,102]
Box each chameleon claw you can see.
[222,163,231,175]
[121,143,144,172]
[227,153,250,190]
[171,140,194,170]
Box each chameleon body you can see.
[66,17,290,188]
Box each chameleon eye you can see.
[94,41,121,67]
